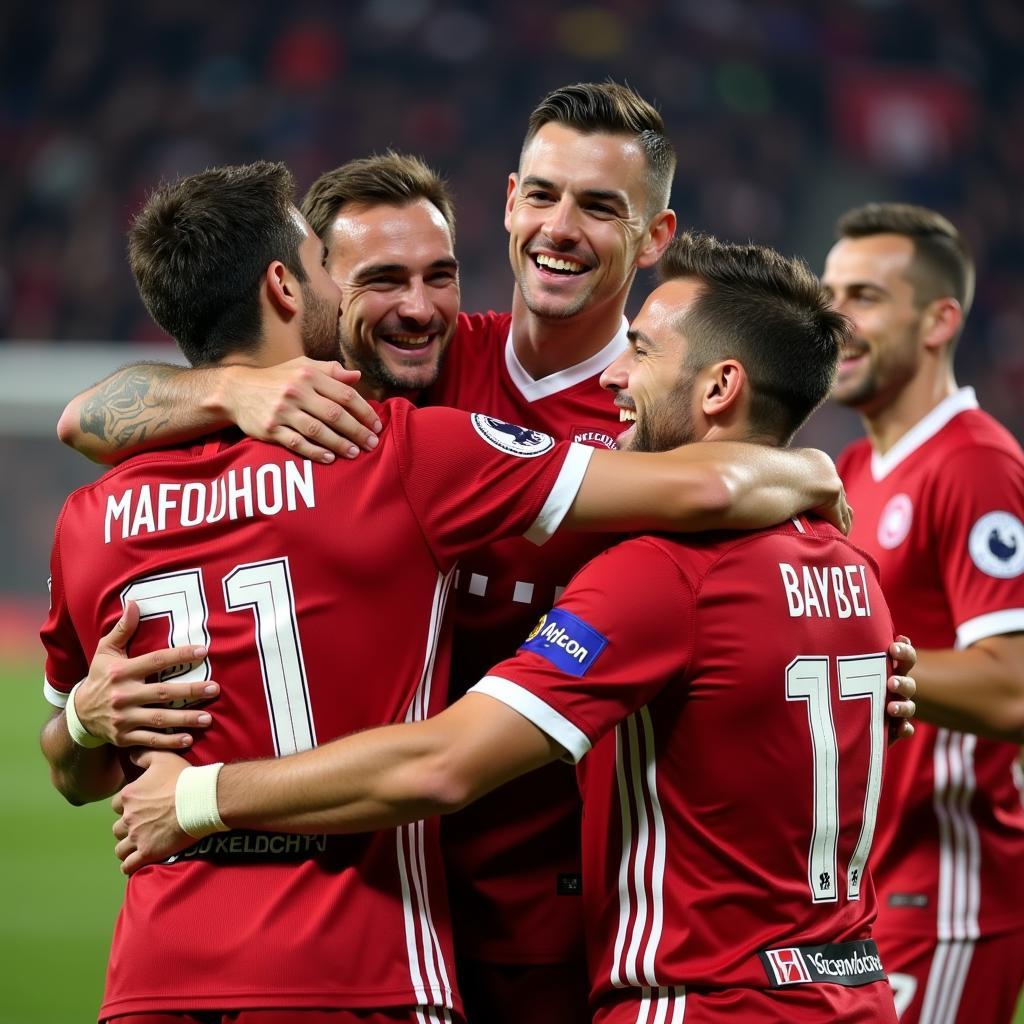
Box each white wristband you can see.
[65,681,106,748]
[175,763,230,839]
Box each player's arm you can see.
[41,709,126,805]
[113,693,562,874]
[40,606,217,804]
[56,359,382,465]
[909,633,1024,741]
[906,447,1024,741]
[566,442,849,534]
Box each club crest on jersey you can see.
[571,426,619,450]
[968,511,1024,578]
[471,414,555,458]
[877,493,913,549]
[520,607,607,677]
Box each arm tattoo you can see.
[79,365,175,449]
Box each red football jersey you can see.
[429,311,626,962]
[472,518,897,1016]
[837,388,1024,941]
[40,400,593,1017]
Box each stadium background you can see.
[1,2,1021,1020]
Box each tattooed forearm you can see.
[79,365,179,449]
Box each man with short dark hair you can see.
[300,151,460,398]
[113,233,909,1023]
[52,82,841,1022]
[43,164,850,1023]
[823,202,1024,1023]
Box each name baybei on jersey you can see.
[779,561,874,618]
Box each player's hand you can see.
[813,475,853,536]
[112,750,193,874]
[73,601,219,749]
[887,635,917,743]
[223,358,383,463]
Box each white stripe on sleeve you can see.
[524,443,594,545]
[470,675,592,762]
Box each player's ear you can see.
[636,209,677,269]
[700,359,746,418]
[265,260,300,318]
[920,296,962,354]
[504,174,518,232]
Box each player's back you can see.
[42,398,582,1017]
[430,310,623,967]
[578,518,897,1017]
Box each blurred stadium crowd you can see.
[2,0,1022,442]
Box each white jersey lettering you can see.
[103,460,316,543]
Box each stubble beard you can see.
[629,379,698,453]
[516,259,594,321]
[338,328,448,396]
[300,283,344,362]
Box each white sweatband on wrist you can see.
[175,763,230,839]
[65,681,106,748]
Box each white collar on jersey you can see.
[503,316,629,403]
[870,386,979,481]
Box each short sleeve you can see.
[470,538,695,761]
[39,507,88,707]
[391,403,593,567]
[930,445,1024,647]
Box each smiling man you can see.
[823,203,1024,1023]
[53,85,849,1023]
[300,153,460,399]
[114,233,911,1024]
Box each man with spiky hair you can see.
[114,233,911,1023]
[823,203,1024,1023]
[56,83,849,1023]
[44,159,855,1022]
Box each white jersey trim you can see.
[933,729,981,944]
[43,677,68,708]
[524,443,594,545]
[504,317,629,403]
[955,608,1024,649]
[397,568,457,1010]
[610,709,667,990]
[919,938,975,1024]
[470,675,591,762]
[631,985,687,1023]
[870,388,978,481]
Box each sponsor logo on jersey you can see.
[888,892,929,908]
[167,829,331,864]
[763,947,812,985]
[519,607,607,676]
[877,492,914,549]
[471,414,555,458]
[968,510,1024,578]
[526,614,547,642]
[760,939,886,988]
[571,426,619,450]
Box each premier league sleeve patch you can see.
[471,414,555,458]
[968,511,1024,578]
[519,607,607,677]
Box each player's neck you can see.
[861,363,959,455]
[509,289,625,380]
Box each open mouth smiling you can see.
[381,333,439,351]
[533,253,589,275]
